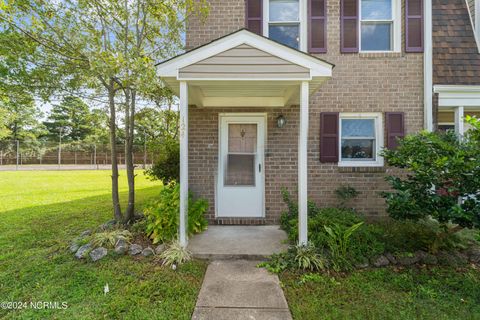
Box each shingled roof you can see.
[433,0,480,85]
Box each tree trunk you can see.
[108,79,123,222]
[124,88,136,223]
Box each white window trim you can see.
[338,112,384,167]
[359,0,401,53]
[263,0,308,52]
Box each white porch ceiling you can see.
[163,78,328,107]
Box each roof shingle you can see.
[433,0,480,85]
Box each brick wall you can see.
[187,0,424,223]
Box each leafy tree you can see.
[0,89,45,142]
[1,0,208,223]
[381,121,480,232]
[44,96,94,142]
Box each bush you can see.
[381,126,480,230]
[144,181,208,244]
[91,229,132,249]
[146,138,179,182]
[258,244,326,273]
[158,240,192,267]
[280,190,385,266]
[379,218,478,254]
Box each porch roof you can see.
[157,29,334,108]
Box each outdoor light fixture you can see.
[276,114,287,128]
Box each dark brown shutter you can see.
[386,112,405,149]
[340,0,359,53]
[308,0,327,53]
[245,0,262,35]
[320,112,339,163]
[406,0,423,52]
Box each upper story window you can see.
[360,0,400,52]
[267,0,301,49]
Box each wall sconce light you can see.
[276,114,287,128]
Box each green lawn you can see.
[0,170,206,320]
[281,267,480,320]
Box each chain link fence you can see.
[0,140,154,171]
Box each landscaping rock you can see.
[466,247,480,263]
[142,247,155,257]
[129,244,142,256]
[114,239,128,255]
[90,247,108,262]
[355,262,369,269]
[452,251,469,265]
[372,255,390,267]
[75,243,92,259]
[80,229,92,237]
[100,220,117,231]
[385,252,397,265]
[396,253,419,266]
[437,251,459,267]
[420,252,438,265]
[155,244,166,255]
[69,242,80,253]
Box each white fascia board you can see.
[157,30,333,78]
[434,85,480,107]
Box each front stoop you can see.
[191,260,292,320]
[187,225,289,260]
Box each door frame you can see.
[216,112,267,218]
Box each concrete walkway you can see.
[192,260,292,320]
[188,226,289,260]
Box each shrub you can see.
[380,218,479,254]
[381,127,480,230]
[324,222,364,271]
[294,243,326,271]
[280,190,385,266]
[335,185,359,209]
[258,244,326,273]
[144,181,208,244]
[91,229,132,248]
[158,241,192,267]
[146,138,179,182]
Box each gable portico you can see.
[157,29,333,246]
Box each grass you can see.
[280,266,480,320]
[0,170,207,320]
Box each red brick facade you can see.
[187,0,424,224]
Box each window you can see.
[360,0,398,51]
[266,0,301,49]
[339,113,384,167]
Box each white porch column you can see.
[179,81,189,247]
[454,106,464,136]
[298,81,309,245]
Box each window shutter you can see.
[308,0,327,53]
[340,0,359,53]
[406,0,423,52]
[320,112,339,163]
[245,0,262,35]
[386,112,405,149]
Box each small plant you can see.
[144,181,208,244]
[158,241,192,267]
[258,245,325,273]
[91,229,132,248]
[294,243,326,271]
[324,222,364,271]
[335,185,359,209]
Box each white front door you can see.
[217,114,265,217]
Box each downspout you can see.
[424,0,433,132]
